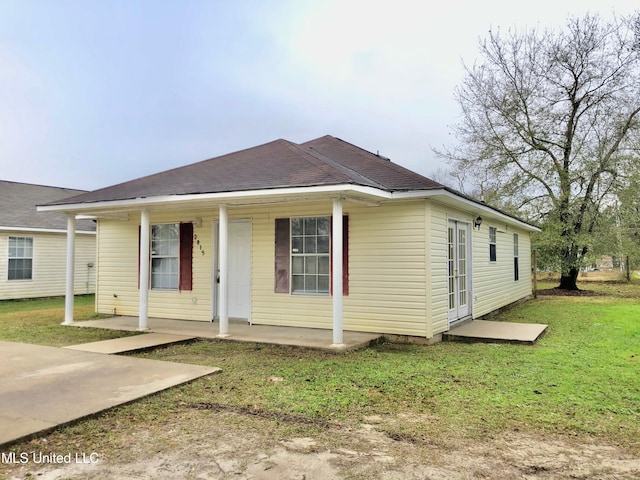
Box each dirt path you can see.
[4,411,639,479]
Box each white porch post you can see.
[139,209,150,330]
[62,214,76,325]
[217,205,229,337]
[331,198,345,347]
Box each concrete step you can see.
[444,320,548,345]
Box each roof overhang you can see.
[0,226,96,235]
[38,184,539,232]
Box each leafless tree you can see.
[438,12,640,289]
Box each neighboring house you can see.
[0,181,96,300]
[40,136,539,344]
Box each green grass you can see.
[0,295,139,346]
[129,285,639,449]
[0,287,638,454]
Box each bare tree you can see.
[439,12,640,290]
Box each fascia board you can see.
[0,226,96,235]
[36,183,539,233]
[37,184,394,213]
[396,189,540,232]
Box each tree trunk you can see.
[558,267,580,290]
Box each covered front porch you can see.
[70,316,384,351]
[56,195,357,349]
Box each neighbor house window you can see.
[8,237,33,280]
[513,233,519,281]
[489,227,497,262]
[291,217,330,294]
[274,216,348,295]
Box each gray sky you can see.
[1,0,637,191]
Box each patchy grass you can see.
[124,294,639,449]
[1,287,639,461]
[0,295,138,347]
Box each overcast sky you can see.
[1,0,637,191]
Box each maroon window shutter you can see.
[138,226,141,290]
[342,215,349,295]
[274,218,290,293]
[330,215,349,296]
[179,222,193,291]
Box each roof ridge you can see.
[301,145,389,190]
[325,136,447,189]
[283,141,355,184]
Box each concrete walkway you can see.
[0,341,220,446]
[444,320,548,344]
[65,333,197,354]
[71,317,384,351]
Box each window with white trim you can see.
[290,217,330,294]
[489,227,497,262]
[151,224,179,289]
[8,237,34,280]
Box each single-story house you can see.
[1,180,96,300]
[39,136,539,345]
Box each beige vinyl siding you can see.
[428,203,534,335]
[252,202,346,328]
[96,201,430,335]
[252,200,428,335]
[95,219,141,317]
[93,198,533,337]
[0,231,95,300]
[428,202,454,335]
[96,211,213,321]
[472,223,533,318]
[344,200,428,336]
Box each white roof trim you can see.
[0,226,96,235]
[37,184,392,212]
[393,190,540,232]
[37,183,539,232]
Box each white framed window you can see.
[489,227,497,262]
[8,237,34,280]
[290,217,330,294]
[513,233,519,281]
[151,224,179,289]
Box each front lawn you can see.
[128,291,639,449]
[0,295,138,346]
[0,285,638,455]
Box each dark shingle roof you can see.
[301,136,443,191]
[45,136,446,206]
[0,181,96,231]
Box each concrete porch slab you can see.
[64,333,197,354]
[444,320,548,344]
[71,317,384,351]
[0,341,220,446]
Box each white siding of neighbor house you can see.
[0,231,96,300]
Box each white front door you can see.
[213,220,251,321]
[447,220,471,326]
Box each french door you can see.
[447,220,471,325]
